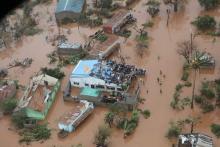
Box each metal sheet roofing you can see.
[56,0,85,13]
[71,60,98,77]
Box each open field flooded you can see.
[1,0,220,147]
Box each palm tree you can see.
[178,40,215,109]
[188,50,215,109]
[104,112,115,128]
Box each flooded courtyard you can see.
[1,0,220,147]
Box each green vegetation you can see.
[211,123,220,138]
[136,32,149,56]
[59,52,87,66]
[194,95,204,104]
[184,81,192,87]
[146,0,160,17]
[141,109,151,119]
[19,124,51,144]
[96,33,108,42]
[104,111,115,128]
[201,101,215,113]
[41,67,65,79]
[192,15,216,31]
[198,0,219,10]
[200,82,215,99]
[166,116,201,139]
[176,83,184,92]
[181,69,189,81]
[0,98,17,114]
[142,21,154,28]
[99,0,113,9]
[12,111,27,129]
[170,83,191,110]
[94,125,111,147]
[166,122,181,139]
[123,110,139,137]
[47,50,87,66]
[76,14,103,27]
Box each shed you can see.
[57,42,82,55]
[55,0,86,23]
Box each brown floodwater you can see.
[1,0,220,147]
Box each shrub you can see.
[166,123,181,139]
[99,0,113,9]
[142,21,154,28]
[19,124,51,143]
[1,98,17,114]
[198,0,219,10]
[96,33,108,42]
[23,28,42,36]
[12,110,28,129]
[146,0,160,17]
[90,17,103,27]
[200,82,215,99]
[94,125,111,147]
[181,70,189,81]
[41,67,65,79]
[141,109,151,119]
[123,110,139,137]
[99,9,112,18]
[176,83,184,92]
[184,81,192,87]
[211,123,220,138]
[201,101,215,113]
[194,95,204,104]
[192,15,216,31]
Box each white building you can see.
[70,60,125,91]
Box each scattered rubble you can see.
[8,58,33,69]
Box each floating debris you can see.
[8,58,33,69]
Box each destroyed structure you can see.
[57,42,82,55]
[0,80,16,102]
[58,100,94,133]
[14,74,60,120]
[55,0,86,23]
[103,10,135,34]
[178,133,213,147]
[87,33,120,59]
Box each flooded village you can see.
[1,0,220,147]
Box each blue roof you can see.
[56,0,85,13]
[71,60,99,77]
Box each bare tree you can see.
[177,40,197,63]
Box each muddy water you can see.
[1,0,220,146]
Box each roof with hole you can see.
[56,0,85,13]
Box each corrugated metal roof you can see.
[56,0,85,13]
